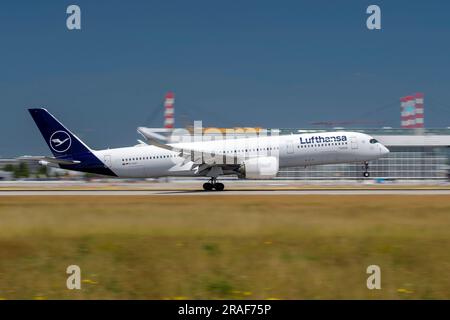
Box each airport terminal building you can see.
[277,128,450,181]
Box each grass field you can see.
[0,195,449,299]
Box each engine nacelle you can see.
[238,156,279,179]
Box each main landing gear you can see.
[203,177,225,191]
[363,161,370,178]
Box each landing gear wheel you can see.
[203,178,225,191]
[214,183,225,191]
[363,161,370,178]
[203,183,213,191]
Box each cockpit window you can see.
[369,139,378,144]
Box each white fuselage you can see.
[91,132,389,178]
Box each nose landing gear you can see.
[363,161,370,177]
[203,177,225,191]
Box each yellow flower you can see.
[82,279,98,285]
[397,288,414,294]
[33,296,47,300]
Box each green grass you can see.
[0,195,449,299]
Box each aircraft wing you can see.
[17,156,81,165]
[144,137,244,177]
[137,127,170,142]
[145,137,243,165]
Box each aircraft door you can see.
[104,155,112,168]
[350,136,358,149]
[287,139,294,154]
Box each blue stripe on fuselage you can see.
[58,152,117,177]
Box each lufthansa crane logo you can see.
[49,131,72,153]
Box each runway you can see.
[1,180,450,196]
[2,189,450,196]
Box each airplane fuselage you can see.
[27,108,390,190]
[87,132,388,178]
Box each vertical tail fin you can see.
[28,108,92,158]
[28,108,117,176]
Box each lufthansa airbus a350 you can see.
[23,108,389,191]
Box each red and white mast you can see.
[414,93,424,128]
[163,92,175,129]
[400,95,416,128]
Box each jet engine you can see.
[238,156,279,179]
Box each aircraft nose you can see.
[379,144,390,156]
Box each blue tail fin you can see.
[28,108,117,176]
[28,108,92,158]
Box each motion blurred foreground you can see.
[0,195,449,299]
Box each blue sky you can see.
[1,0,450,156]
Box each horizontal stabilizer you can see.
[18,156,81,165]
